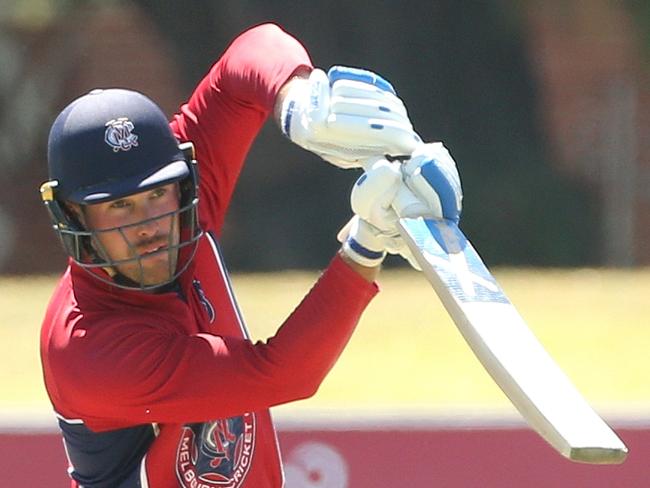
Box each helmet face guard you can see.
[41,142,202,291]
[42,87,204,291]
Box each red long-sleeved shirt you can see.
[40,23,378,488]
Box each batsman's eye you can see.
[150,187,167,199]
[109,199,131,209]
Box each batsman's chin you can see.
[139,267,176,287]
[146,260,178,283]
[120,252,179,286]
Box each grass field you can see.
[1,268,649,421]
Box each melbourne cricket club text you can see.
[176,412,256,487]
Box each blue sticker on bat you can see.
[403,219,510,304]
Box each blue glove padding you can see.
[280,66,420,168]
[327,66,397,96]
[338,158,422,269]
[402,143,462,223]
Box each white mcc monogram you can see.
[104,117,139,152]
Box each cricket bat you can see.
[397,216,628,464]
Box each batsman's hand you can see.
[338,143,463,270]
[280,66,421,169]
[399,142,463,223]
[337,159,421,269]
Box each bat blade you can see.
[398,216,628,464]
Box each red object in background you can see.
[1,427,648,487]
[1,434,70,486]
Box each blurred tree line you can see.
[8,0,639,270]
[626,0,650,60]
[136,0,598,269]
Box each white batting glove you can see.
[280,66,421,169]
[337,158,421,269]
[400,142,463,222]
[338,143,463,270]
[338,217,387,267]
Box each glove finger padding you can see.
[350,158,401,230]
[402,143,462,223]
[339,157,423,270]
[322,114,420,156]
[329,98,409,124]
[281,66,421,168]
[327,65,397,93]
[330,80,409,120]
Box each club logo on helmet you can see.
[104,117,139,152]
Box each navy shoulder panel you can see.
[59,418,155,487]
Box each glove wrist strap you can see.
[341,239,386,268]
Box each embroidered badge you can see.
[176,413,256,487]
[104,117,139,152]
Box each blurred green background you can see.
[0,1,648,418]
[2,269,649,418]
[1,0,649,274]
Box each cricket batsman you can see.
[39,23,462,487]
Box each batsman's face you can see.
[82,183,181,286]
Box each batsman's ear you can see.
[64,202,84,224]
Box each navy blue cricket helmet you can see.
[40,88,202,290]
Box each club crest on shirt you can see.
[104,117,139,152]
[176,412,256,487]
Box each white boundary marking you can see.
[271,406,650,431]
[3,406,649,433]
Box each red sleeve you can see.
[58,256,377,430]
[169,23,313,234]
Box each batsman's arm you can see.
[54,255,378,429]
[338,249,381,283]
[335,145,463,273]
[275,65,420,168]
[169,23,313,232]
[275,73,401,283]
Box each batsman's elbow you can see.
[283,371,325,402]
